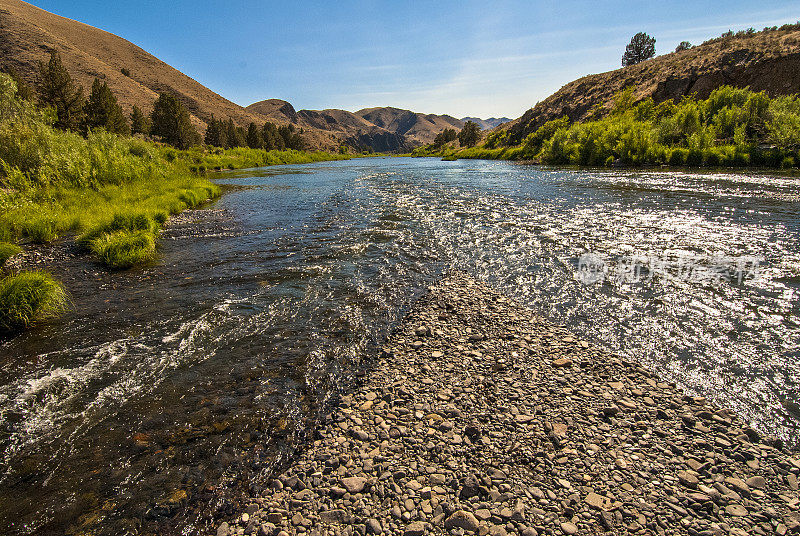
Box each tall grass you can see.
[0,242,21,265]
[0,271,68,333]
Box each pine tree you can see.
[38,50,84,131]
[246,122,263,149]
[204,116,227,147]
[457,121,481,148]
[150,93,201,149]
[130,105,151,135]
[622,33,656,66]
[83,78,130,136]
[262,122,284,150]
[433,128,457,148]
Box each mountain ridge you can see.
[460,116,512,130]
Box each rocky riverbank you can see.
[216,273,800,536]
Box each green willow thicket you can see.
[416,86,800,169]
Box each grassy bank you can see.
[414,85,800,170]
[0,73,348,332]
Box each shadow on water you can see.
[0,158,798,534]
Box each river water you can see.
[1,157,798,534]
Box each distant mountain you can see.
[460,117,512,130]
[500,26,800,144]
[246,101,465,151]
[355,107,464,146]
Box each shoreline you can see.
[216,272,800,536]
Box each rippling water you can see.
[1,158,798,534]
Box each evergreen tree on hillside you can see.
[83,78,130,136]
[223,118,246,147]
[433,128,457,148]
[675,41,692,52]
[204,116,227,147]
[149,93,200,149]
[130,105,151,135]
[278,124,304,150]
[246,122,264,149]
[262,121,284,150]
[622,32,656,66]
[38,50,84,131]
[458,121,481,148]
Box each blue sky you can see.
[32,1,800,118]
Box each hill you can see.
[503,26,800,144]
[461,116,512,129]
[355,107,464,146]
[246,101,464,151]
[246,100,411,152]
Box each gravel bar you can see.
[216,273,800,536]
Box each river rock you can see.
[444,510,480,532]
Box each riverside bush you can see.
[0,271,68,332]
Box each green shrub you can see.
[89,230,156,269]
[704,149,722,167]
[686,149,704,167]
[732,151,750,167]
[0,271,68,332]
[0,242,21,265]
[669,148,688,166]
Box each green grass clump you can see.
[0,242,21,265]
[79,211,157,245]
[88,230,156,269]
[0,271,68,333]
[79,211,162,268]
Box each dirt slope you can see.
[504,28,800,143]
[356,107,465,146]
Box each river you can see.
[1,157,798,534]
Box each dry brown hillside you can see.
[356,107,464,146]
[246,100,463,151]
[504,27,800,144]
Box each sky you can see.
[31,0,800,119]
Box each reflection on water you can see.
[0,158,798,534]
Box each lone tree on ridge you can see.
[622,32,656,66]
